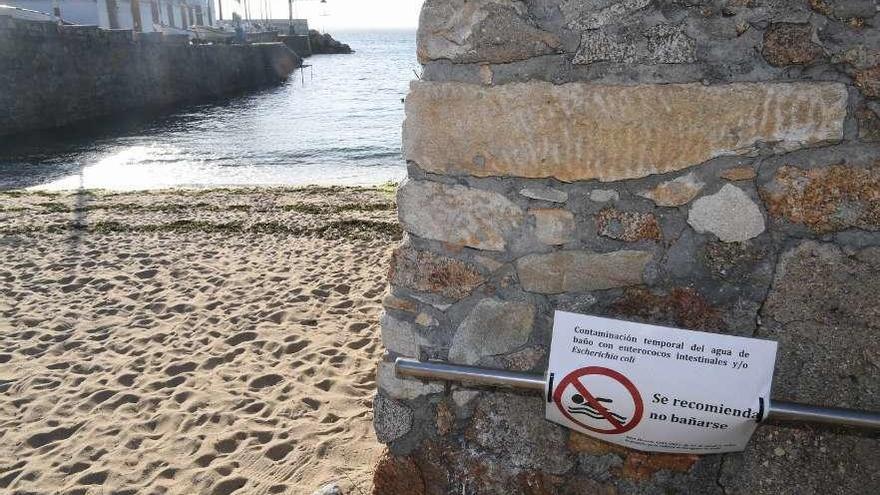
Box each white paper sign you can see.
[545,311,778,454]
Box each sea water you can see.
[0,30,417,191]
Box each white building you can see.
[5,0,215,33]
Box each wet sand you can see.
[0,186,400,494]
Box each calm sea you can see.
[0,30,417,191]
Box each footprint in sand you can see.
[249,374,283,389]
[211,476,247,495]
[263,440,296,461]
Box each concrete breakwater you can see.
[0,16,302,136]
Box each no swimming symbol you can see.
[552,366,644,434]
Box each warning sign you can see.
[545,311,778,454]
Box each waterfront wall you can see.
[0,16,301,136]
[374,1,880,494]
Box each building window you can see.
[150,1,160,24]
[167,2,175,27]
[195,6,203,26]
[180,4,188,27]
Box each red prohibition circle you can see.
[552,366,643,434]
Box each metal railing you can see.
[394,358,880,430]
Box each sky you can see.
[216,0,424,30]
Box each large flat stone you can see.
[467,393,574,474]
[688,184,766,242]
[374,394,414,443]
[397,179,524,251]
[449,298,536,365]
[403,81,847,182]
[417,0,560,64]
[389,246,485,300]
[377,362,445,400]
[761,164,880,233]
[380,312,425,357]
[516,250,651,294]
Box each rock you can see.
[380,312,424,357]
[449,298,535,365]
[377,362,444,400]
[568,432,628,456]
[854,66,880,98]
[857,106,880,142]
[466,393,574,474]
[761,165,880,233]
[389,245,485,300]
[762,23,822,66]
[312,483,343,495]
[761,241,880,408]
[383,292,418,313]
[308,30,352,54]
[574,23,695,65]
[530,208,575,245]
[452,389,480,408]
[720,241,880,494]
[414,312,437,327]
[403,81,847,182]
[638,172,705,206]
[516,250,651,294]
[519,186,568,203]
[435,402,455,436]
[373,394,414,443]
[720,167,757,181]
[396,180,524,251]
[620,452,699,482]
[688,184,765,242]
[610,287,725,331]
[417,0,560,64]
[372,449,425,495]
[589,189,619,203]
[596,208,662,242]
[560,0,651,30]
[499,346,545,372]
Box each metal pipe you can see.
[766,400,880,429]
[394,358,880,431]
[394,358,545,392]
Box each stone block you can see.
[610,287,725,332]
[383,292,418,314]
[855,66,880,98]
[516,250,651,294]
[761,165,880,233]
[466,393,573,474]
[688,184,765,242]
[380,312,424,357]
[530,208,575,245]
[560,0,651,30]
[762,23,822,66]
[857,106,880,142]
[638,172,705,207]
[389,245,485,300]
[377,362,444,400]
[519,186,568,203]
[403,81,847,182]
[596,208,662,242]
[373,394,413,443]
[761,241,880,408]
[397,179,524,251]
[417,0,560,64]
[372,449,425,495]
[449,298,535,365]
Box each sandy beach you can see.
[0,186,399,494]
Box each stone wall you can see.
[0,17,301,136]
[374,1,880,494]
